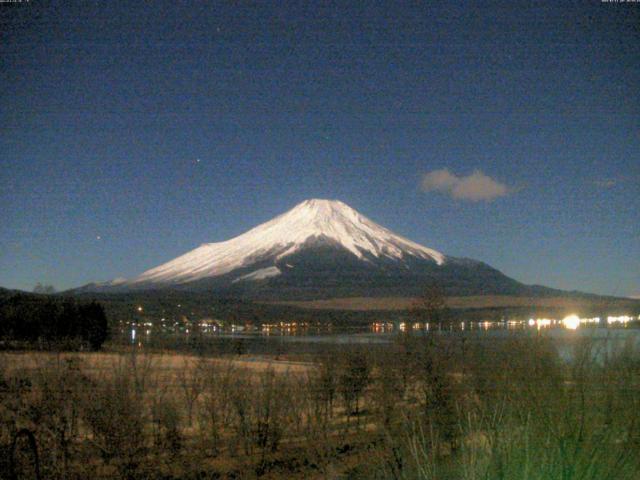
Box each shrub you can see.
[338,349,371,418]
[78,354,150,478]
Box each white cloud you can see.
[421,169,459,191]
[421,169,510,202]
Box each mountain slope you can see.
[80,199,558,299]
[130,199,444,287]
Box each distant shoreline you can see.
[265,295,640,312]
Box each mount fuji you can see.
[82,199,555,299]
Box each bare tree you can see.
[178,358,206,427]
[409,283,450,330]
[338,349,371,420]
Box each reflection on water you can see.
[115,312,640,365]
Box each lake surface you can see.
[121,317,640,363]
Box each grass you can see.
[1,332,639,479]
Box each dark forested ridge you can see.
[78,245,564,300]
[3,286,637,344]
[0,288,109,350]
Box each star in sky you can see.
[0,1,637,296]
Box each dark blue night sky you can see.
[1,1,638,296]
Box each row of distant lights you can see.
[529,314,639,330]
[394,316,639,332]
[134,306,637,333]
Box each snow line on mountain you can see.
[128,199,445,285]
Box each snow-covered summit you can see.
[129,199,445,285]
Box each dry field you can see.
[1,351,313,377]
[1,349,365,479]
[2,336,640,479]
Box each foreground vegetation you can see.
[1,331,639,479]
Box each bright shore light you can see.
[607,315,632,325]
[529,318,552,329]
[562,314,580,330]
